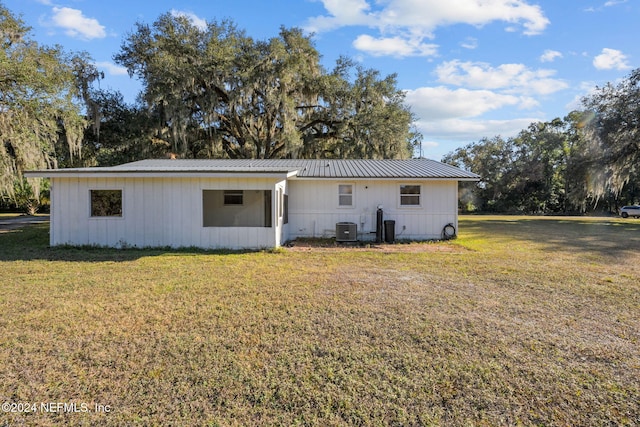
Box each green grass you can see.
[1,217,639,426]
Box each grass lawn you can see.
[1,216,639,426]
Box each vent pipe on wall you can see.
[376,206,383,243]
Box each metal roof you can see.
[26,159,480,180]
[116,159,479,179]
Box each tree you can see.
[444,118,588,214]
[114,13,417,160]
[507,121,568,213]
[307,59,417,159]
[443,136,517,212]
[581,68,640,199]
[443,69,640,214]
[0,4,88,212]
[561,111,600,212]
[81,89,166,166]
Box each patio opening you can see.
[203,190,272,227]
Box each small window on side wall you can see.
[223,190,243,205]
[90,190,122,217]
[400,185,420,206]
[338,184,353,206]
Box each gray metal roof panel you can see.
[133,159,469,178]
[30,159,480,180]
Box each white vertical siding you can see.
[49,176,459,248]
[50,176,280,249]
[287,179,458,241]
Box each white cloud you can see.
[540,49,562,63]
[584,1,626,12]
[307,0,549,35]
[305,0,373,32]
[352,35,438,57]
[95,61,128,76]
[403,74,557,152]
[403,59,570,156]
[421,140,440,149]
[170,10,207,30]
[435,60,568,95]
[593,48,631,70]
[405,86,526,120]
[50,7,106,40]
[415,117,540,142]
[307,1,549,59]
[460,37,478,50]
[565,81,602,111]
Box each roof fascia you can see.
[288,176,479,181]
[24,171,299,179]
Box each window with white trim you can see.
[90,190,122,217]
[338,184,353,207]
[203,190,271,227]
[400,185,421,206]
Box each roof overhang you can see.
[25,169,480,181]
[24,160,481,181]
[24,168,301,180]
[288,176,480,181]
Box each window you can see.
[203,190,270,227]
[223,190,243,205]
[283,194,289,224]
[400,185,421,206]
[275,189,289,224]
[277,188,282,219]
[90,190,122,217]
[338,184,353,206]
[263,190,272,227]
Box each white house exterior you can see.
[26,159,479,250]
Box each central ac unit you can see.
[336,222,357,242]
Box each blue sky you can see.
[3,0,638,160]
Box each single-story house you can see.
[25,159,479,249]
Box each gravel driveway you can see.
[0,215,50,232]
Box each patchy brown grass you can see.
[287,237,466,253]
[0,217,639,426]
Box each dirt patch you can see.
[284,238,467,253]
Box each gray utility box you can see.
[336,222,357,242]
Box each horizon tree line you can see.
[1,3,638,214]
